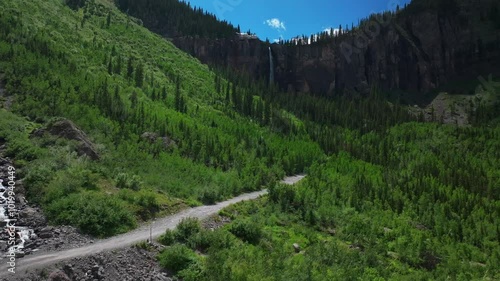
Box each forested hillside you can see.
[0,0,498,280]
[114,0,238,38]
[154,124,499,280]
[0,0,323,237]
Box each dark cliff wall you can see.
[172,37,269,79]
[171,1,500,99]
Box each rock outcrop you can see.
[32,119,100,160]
[141,132,177,149]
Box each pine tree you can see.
[161,86,167,102]
[225,88,230,104]
[135,62,144,88]
[264,102,272,125]
[175,75,181,111]
[106,11,111,28]
[226,81,231,104]
[129,90,138,109]
[150,88,156,101]
[244,93,253,116]
[231,82,238,109]
[126,56,134,80]
[182,97,188,113]
[107,56,113,75]
[114,55,122,75]
[112,85,126,121]
[256,99,264,121]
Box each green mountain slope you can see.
[159,123,499,280]
[1,0,498,280]
[0,0,322,237]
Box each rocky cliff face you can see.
[171,3,500,100]
[172,36,269,80]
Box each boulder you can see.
[48,270,71,281]
[39,226,54,239]
[92,264,105,280]
[293,243,301,253]
[141,132,177,149]
[140,132,159,143]
[46,119,100,160]
[62,264,75,279]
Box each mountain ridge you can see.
[120,0,500,102]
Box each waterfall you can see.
[269,47,274,85]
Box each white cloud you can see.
[265,18,286,31]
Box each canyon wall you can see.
[171,5,500,99]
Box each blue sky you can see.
[186,0,411,41]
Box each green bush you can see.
[187,231,211,252]
[159,218,202,246]
[4,138,42,161]
[23,164,55,204]
[117,189,160,220]
[46,191,137,237]
[188,229,235,252]
[43,165,99,204]
[229,219,262,244]
[175,218,201,243]
[158,229,176,246]
[178,259,205,281]
[115,173,142,190]
[198,188,221,205]
[157,244,197,273]
[128,175,142,190]
[135,240,153,251]
[136,190,160,219]
[116,173,128,189]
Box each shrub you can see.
[135,240,153,251]
[128,175,142,191]
[117,189,160,220]
[188,229,235,252]
[157,244,196,273]
[46,191,137,237]
[24,164,55,204]
[207,230,236,251]
[115,173,142,190]
[229,219,262,244]
[79,169,99,190]
[178,259,205,281]
[115,173,128,189]
[136,189,159,219]
[4,138,42,161]
[43,166,98,204]
[187,231,211,252]
[198,188,220,205]
[158,229,176,246]
[175,218,201,243]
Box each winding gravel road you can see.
[0,175,305,276]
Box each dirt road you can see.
[0,175,304,276]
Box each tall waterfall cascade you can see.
[269,47,274,85]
